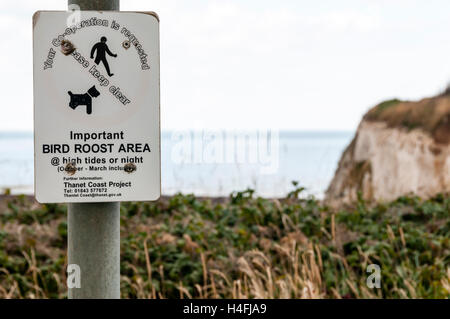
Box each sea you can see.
[0,130,353,198]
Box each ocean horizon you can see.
[0,130,354,198]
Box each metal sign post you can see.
[33,0,160,297]
[68,0,120,299]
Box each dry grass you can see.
[0,191,448,299]
[364,95,450,144]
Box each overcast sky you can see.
[1,0,449,131]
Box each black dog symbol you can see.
[67,86,100,115]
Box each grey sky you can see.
[1,0,449,131]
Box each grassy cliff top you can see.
[363,92,450,144]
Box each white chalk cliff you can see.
[326,94,450,204]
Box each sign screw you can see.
[65,162,77,175]
[61,40,76,56]
[122,40,130,49]
[124,162,136,173]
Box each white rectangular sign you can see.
[33,11,160,203]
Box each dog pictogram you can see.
[68,85,100,115]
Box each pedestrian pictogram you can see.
[91,36,117,76]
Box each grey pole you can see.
[68,0,119,11]
[67,0,121,299]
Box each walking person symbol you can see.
[90,36,117,77]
